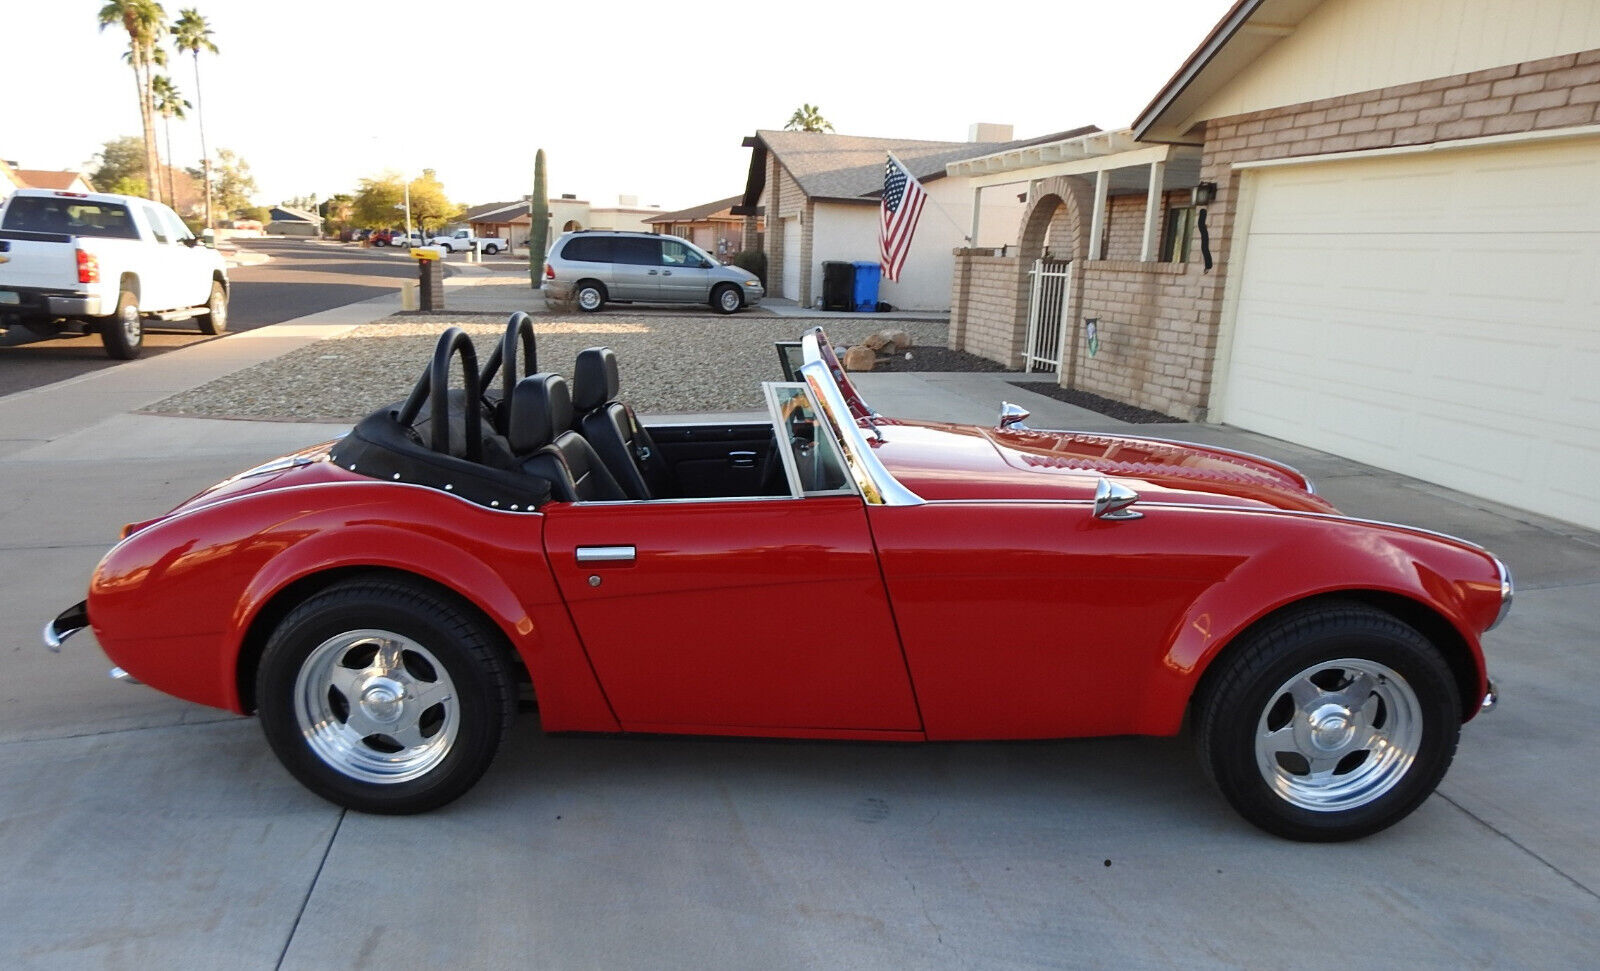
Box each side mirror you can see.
[699,259,713,269]
[1093,477,1143,521]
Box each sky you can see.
[7,0,1238,213]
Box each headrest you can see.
[508,373,573,454]
[571,347,620,413]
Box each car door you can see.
[608,236,662,302]
[657,237,711,304]
[136,203,181,310]
[541,384,921,735]
[158,205,211,308]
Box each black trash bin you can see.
[821,261,854,311]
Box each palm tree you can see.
[172,8,218,228]
[785,104,835,133]
[151,75,191,210]
[98,0,169,202]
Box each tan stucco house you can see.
[949,0,1600,532]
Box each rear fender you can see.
[232,523,619,731]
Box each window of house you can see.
[673,226,692,240]
[1162,205,1196,263]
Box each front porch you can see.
[946,129,1222,421]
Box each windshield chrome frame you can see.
[798,334,923,507]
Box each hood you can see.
[870,419,1337,513]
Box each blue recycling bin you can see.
[851,261,881,312]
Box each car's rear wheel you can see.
[198,280,227,335]
[575,282,606,313]
[483,244,499,255]
[1194,602,1460,841]
[102,290,143,360]
[712,284,743,314]
[256,578,516,814]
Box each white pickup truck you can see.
[426,229,508,254]
[0,188,229,359]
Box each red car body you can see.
[58,324,1508,837]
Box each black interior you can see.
[332,314,793,507]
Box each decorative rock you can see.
[842,345,877,371]
[880,328,912,351]
[863,332,890,351]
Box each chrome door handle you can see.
[647,269,659,275]
[662,270,673,276]
[729,450,757,469]
[576,545,635,563]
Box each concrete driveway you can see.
[1,325,1595,967]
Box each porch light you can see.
[1192,181,1218,206]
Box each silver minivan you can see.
[542,231,764,314]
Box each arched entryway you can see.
[1014,177,1093,373]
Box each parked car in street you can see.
[543,230,763,314]
[428,229,508,254]
[46,318,1508,840]
[0,188,228,359]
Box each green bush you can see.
[731,250,767,287]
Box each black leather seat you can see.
[571,347,669,500]
[507,373,626,502]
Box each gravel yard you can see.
[143,311,981,422]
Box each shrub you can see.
[731,250,767,287]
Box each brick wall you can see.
[948,250,1028,368]
[1074,261,1216,419]
[760,154,817,303]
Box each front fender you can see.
[1134,512,1499,734]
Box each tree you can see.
[89,135,150,197]
[352,175,405,230]
[99,1,170,202]
[406,170,461,239]
[151,75,190,208]
[529,149,548,288]
[203,148,256,218]
[172,8,219,228]
[784,103,834,133]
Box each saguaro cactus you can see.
[529,149,549,289]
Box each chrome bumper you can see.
[43,600,88,652]
[1481,680,1499,714]
[46,294,102,316]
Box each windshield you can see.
[794,327,923,507]
[1,196,140,239]
[801,326,873,420]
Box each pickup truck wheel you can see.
[198,281,228,335]
[712,284,744,314]
[1194,602,1460,841]
[575,282,606,313]
[483,244,499,255]
[256,578,517,814]
[102,291,143,360]
[440,243,454,253]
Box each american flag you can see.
[879,154,927,282]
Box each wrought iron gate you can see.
[1024,258,1072,372]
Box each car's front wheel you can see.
[712,284,743,314]
[256,578,516,814]
[198,280,227,335]
[1194,602,1460,841]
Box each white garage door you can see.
[1218,135,1600,530]
[781,217,801,301]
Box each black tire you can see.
[441,243,454,252]
[198,280,228,335]
[102,290,143,360]
[1194,602,1460,841]
[483,244,499,255]
[256,578,517,814]
[712,283,743,314]
[575,281,606,313]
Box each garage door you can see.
[781,217,801,301]
[1218,135,1600,531]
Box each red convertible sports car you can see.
[46,318,1508,841]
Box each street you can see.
[0,237,448,398]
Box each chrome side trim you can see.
[576,545,635,564]
[109,667,142,685]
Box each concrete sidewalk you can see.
[1,286,1597,967]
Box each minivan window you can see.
[562,236,613,263]
[0,196,140,239]
[615,237,660,266]
[661,239,697,266]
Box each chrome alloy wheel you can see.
[293,629,459,784]
[1254,657,1422,812]
[577,286,603,311]
[718,287,742,312]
